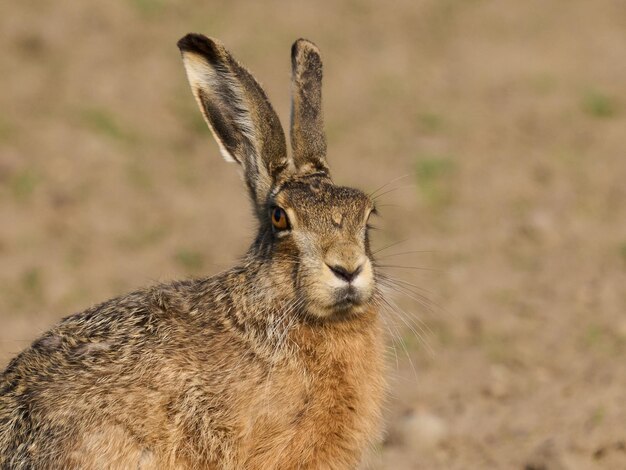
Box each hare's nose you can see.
[327,263,363,283]
[324,243,367,284]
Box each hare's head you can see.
[178,34,377,319]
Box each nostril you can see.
[327,263,363,283]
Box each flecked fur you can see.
[0,34,387,469]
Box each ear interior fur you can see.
[177,34,289,212]
[180,52,248,164]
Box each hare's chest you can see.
[242,333,386,468]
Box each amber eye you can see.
[271,207,289,231]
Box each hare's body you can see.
[1,34,388,468]
[1,272,384,468]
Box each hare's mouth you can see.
[305,271,375,318]
[331,287,368,313]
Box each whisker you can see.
[379,281,434,312]
[379,273,444,312]
[372,238,413,256]
[380,295,435,357]
[372,203,401,209]
[377,264,442,273]
[374,295,416,375]
[368,174,412,199]
[371,183,417,201]
[375,250,438,259]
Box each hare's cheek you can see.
[302,282,338,318]
[313,273,339,303]
[293,260,331,303]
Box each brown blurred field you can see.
[1,1,625,468]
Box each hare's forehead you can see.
[275,180,372,227]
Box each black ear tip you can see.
[177,33,221,59]
[177,33,206,52]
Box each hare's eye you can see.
[271,207,289,231]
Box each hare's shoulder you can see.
[0,275,252,468]
[0,276,231,383]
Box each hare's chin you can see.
[309,290,373,319]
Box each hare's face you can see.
[271,177,377,318]
[178,35,379,319]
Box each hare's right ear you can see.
[177,34,289,213]
[290,39,330,176]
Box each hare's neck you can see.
[208,260,300,359]
[215,255,381,362]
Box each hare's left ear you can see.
[290,39,330,176]
[177,34,289,214]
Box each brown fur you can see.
[0,34,387,469]
[290,39,329,175]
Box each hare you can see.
[0,34,387,469]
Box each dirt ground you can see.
[1,0,625,468]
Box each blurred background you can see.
[1,0,625,468]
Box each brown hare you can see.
[0,34,387,469]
